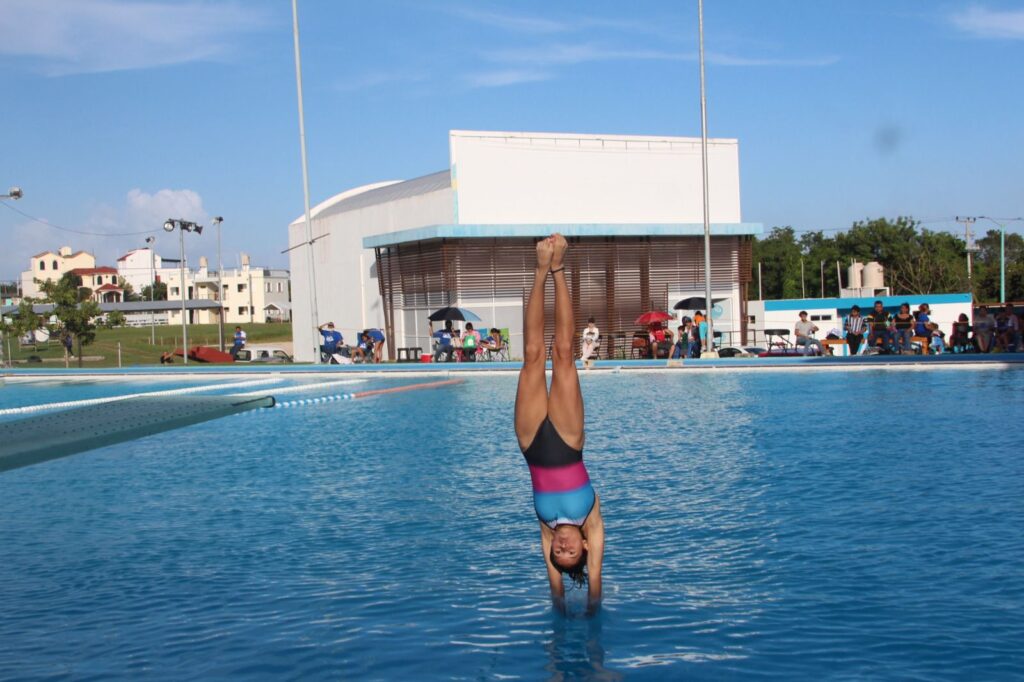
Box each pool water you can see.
[1,369,1022,680]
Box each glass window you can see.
[265,282,271,293]
[39,261,45,270]
[237,283,245,292]
[52,260,58,269]
[238,306,246,315]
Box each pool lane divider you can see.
[0,378,284,417]
[273,377,465,409]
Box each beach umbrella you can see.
[634,311,673,326]
[428,306,482,323]
[673,296,725,311]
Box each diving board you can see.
[0,395,274,474]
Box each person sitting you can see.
[972,306,996,353]
[950,314,972,352]
[159,351,174,364]
[648,322,671,359]
[462,323,481,362]
[580,318,600,365]
[892,303,916,353]
[482,328,504,359]
[794,311,823,355]
[927,322,946,354]
[671,322,688,359]
[688,317,702,358]
[364,328,386,363]
[995,304,1019,352]
[318,322,344,362]
[867,301,892,352]
[913,303,932,339]
[432,323,455,362]
[350,332,373,363]
[844,305,867,355]
[230,325,247,360]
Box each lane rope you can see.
[0,378,284,417]
[273,378,464,409]
[235,379,367,398]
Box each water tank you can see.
[863,261,885,289]
[241,253,250,268]
[847,261,864,289]
[199,256,208,269]
[59,246,72,256]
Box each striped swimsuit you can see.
[522,418,595,529]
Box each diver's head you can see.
[550,525,588,587]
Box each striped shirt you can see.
[846,315,866,334]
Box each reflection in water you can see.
[544,609,622,682]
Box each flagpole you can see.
[698,0,717,357]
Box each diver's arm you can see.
[585,494,605,609]
[539,522,565,603]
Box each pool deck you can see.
[3,352,1023,380]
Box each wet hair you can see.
[549,546,588,589]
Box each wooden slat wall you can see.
[377,236,752,354]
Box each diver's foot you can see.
[551,233,567,269]
[536,236,554,273]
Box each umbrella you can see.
[673,296,725,311]
[428,306,482,323]
[634,311,673,326]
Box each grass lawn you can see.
[4,323,294,368]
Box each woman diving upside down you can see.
[516,234,604,611]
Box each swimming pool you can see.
[1,368,1022,679]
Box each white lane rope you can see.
[0,378,284,417]
[235,379,367,398]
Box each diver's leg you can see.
[547,234,584,450]
[515,238,553,450]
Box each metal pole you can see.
[801,259,806,298]
[1001,224,1006,303]
[697,0,716,356]
[292,0,322,363]
[179,226,188,365]
[757,261,763,300]
[836,260,842,297]
[148,239,155,346]
[820,260,825,298]
[216,217,225,351]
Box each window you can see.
[52,260,58,270]
[265,282,271,293]
[39,261,45,271]
[277,282,283,293]
[237,283,246,292]
[96,275,103,285]
[171,287,180,296]
[238,306,246,315]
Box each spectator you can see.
[913,303,932,338]
[927,322,946,354]
[461,323,481,362]
[671,322,688,359]
[365,328,386,363]
[350,332,371,363]
[318,322,344,361]
[697,314,709,355]
[892,303,916,353]
[432,322,455,362]
[688,317,703,358]
[481,328,504,359]
[950,313,972,352]
[230,326,247,360]
[867,301,892,352]
[844,305,867,355]
[580,317,600,364]
[159,351,174,364]
[648,322,671,359]
[995,304,1020,352]
[973,306,996,353]
[794,311,823,355]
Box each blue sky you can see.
[1,0,1022,278]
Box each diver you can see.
[515,233,604,612]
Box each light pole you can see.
[978,216,1023,303]
[145,236,156,346]
[697,0,717,357]
[213,216,225,351]
[1,187,24,200]
[163,219,203,364]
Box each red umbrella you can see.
[634,311,673,326]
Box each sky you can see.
[1,0,1022,280]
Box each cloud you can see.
[949,5,1024,39]
[464,69,553,88]
[441,7,569,34]
[481,43,838,69]
[0,0,271,76]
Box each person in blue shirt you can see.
[230,326,247,360]
[913,303,931,338]
[365,328,386,363]
[318,322,344,361]
[432,322,454,362]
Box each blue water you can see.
[1,368,1023,680]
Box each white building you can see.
[165,253,291,326]
[116,248,176,294]
[288,129,760,362]
[20,246,96,299]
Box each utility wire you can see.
[0,200,159,237]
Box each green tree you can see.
[106,310,127,328]
[973,229,1024,302]
[140,281,168,301]
[118,277,141,302]
[39,274,101,368]
[751,227,804,299]
[0,299,42,361]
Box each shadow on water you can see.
[544,609,623,682]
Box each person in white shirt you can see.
[580,318,600,366]
[794,311,823,355]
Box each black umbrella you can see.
[673,296,726,311]
[428,306,482,323]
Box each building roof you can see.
[761,293,972,312]
[94,283,123,291]
[363,222,764,248]
[290,170,450,226]
[32,250,90,259]
[68,266,118,276]
[263,302,291,311]
[116,249,148,261]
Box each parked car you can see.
[235,346,293,363]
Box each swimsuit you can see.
[522,417,595,529]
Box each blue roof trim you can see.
[363,222,763,248]
[763,293,972,312]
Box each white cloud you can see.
[464,69,552,88]
[480,43,838,69]
[0,0,270,75]
[949,5,1024,39]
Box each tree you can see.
[0,299,42,361]
[106,310,127,328]
[751,227,803,300]
[140,281,168,301]
[973,229,1024,302]
[119,277,141,302]
[39,274,101,368]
